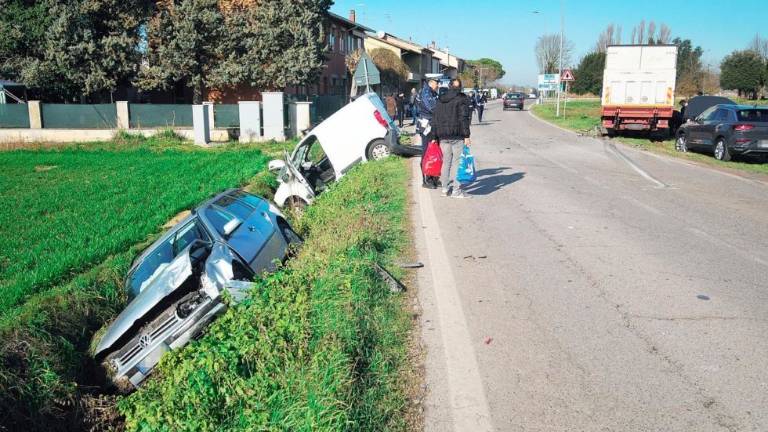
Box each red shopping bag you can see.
[421,140,443,177]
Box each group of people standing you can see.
[415,77,473,198]
[385,89,421,128]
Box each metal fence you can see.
[0,104,29,128]
[41,104,116,129]
[213,104,239,128]
[129,104,193,128]
[311,95,345,124]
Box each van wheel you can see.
[366,139,391,160]
[286,196,307,218]
[714,138,731,161]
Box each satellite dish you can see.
[377,31,385,39]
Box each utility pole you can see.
[556,0,564,117]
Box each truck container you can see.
[601,45,678,136]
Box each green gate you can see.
[129,104,193,128]
[0,104,30,128]
[41,104,116,128]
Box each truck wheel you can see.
[604,128,616,138]
[714,138,731,162]
[366,139,390,161]
[675,133,688,152]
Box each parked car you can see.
[503,93,526,111]
[268,92,421,209]
[675,104,768,162]
[93,189,301,391]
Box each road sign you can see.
[537,73,559,91]
[353,52,380,89]
[560,68,575,81]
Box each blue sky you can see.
[330,0,768,86]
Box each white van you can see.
[269,93,420,209]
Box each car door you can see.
[699,109,727,148]
[687,106,717,147]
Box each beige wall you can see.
[365,38,402,57]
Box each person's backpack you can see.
[421,140,443,177]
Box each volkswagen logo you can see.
[139,334,152,348]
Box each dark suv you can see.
[503,93,525,111]
[675,104,768,162]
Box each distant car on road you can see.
[503,93,526,111]
[675,104,768,162]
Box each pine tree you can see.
[137,0,229,104]
[720,50,766,99]
[571,52,606,95]
[0,0,150,101]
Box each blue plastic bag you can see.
[456,145,476,184]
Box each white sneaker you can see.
[453,190,468,199]
[441,188,450,197]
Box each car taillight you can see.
[734,124,755,131]
[373,111,389,129]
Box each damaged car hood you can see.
[94,251,193,356]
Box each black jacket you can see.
[433,89,471,140]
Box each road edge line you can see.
[410,159,495,432]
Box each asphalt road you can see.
[412,100,768,432]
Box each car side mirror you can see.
[268,159,286,172]
[222,219,242,237]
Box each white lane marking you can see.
[412,160,495,432]
[605,142,669,189]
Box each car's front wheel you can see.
[366,139,390,161]
[675,133,688,152]
[714,138,731,161]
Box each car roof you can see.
[127,189,264,273]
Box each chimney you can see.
[349,9,356,23]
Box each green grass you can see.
[0,135,286,429]
[531,100,768,176]
[0,136,269,316]
[120,158,412,432]
[530,99,602,133]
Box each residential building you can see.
[283,10,372,100]
[364,32,441,92]
[429,44,466,79]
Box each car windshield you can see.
[126,218,209,299]
[506,94,523,99]
[736,109,768,122]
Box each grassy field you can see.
[530,99,602,133]
[0,134,285,430]
[0,136,274,316]
[531,100,768,176]
[120,158,413,431]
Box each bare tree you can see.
[647,21,656,44]
[616,25,622,44]
[535,33,574,74]
[595,24,615,53]
[637,20,645,46]
[631,27,637,44]
[658,24,672,44]
[748,34,768,61]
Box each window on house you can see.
[329,28,336,51]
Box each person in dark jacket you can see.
[409,88,418,125]
[475,92,487,123]
[395,92,406,127]
[417,78,440,188]
[433,79,471,198]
